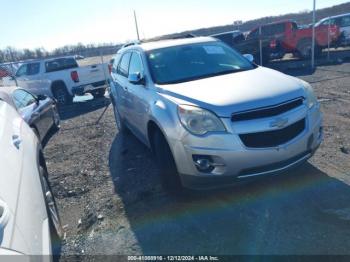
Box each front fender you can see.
[148,98,179,145]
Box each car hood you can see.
[156,66,306,117]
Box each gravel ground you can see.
[43,62,350,260]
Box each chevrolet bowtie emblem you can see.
[270,117,289,128]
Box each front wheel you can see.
[52,85,73,105]
[39,166,63,254]
[112,103,128,133]
[153,130,183,193]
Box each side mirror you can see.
[128,72,145,85]
[243,54,254,63]
[37,94,47,101]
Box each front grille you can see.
[239,118,305,148]
[231,98,304,122]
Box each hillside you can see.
[149,2,350,40]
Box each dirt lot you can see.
[43,61,350,260]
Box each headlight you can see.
[177,105,226,135]
[301,80,318,109]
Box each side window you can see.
[117,52,131,77]
[322,18,336,26]
[27,63,40,75]
[12,90,36,109]
[128,52,144,77]
[291,22,298,31]
[112,54,121,74]
[247,29,259,39]
[340,16,350,27]
[262,23,284,36]
[45,58,78,73]
[16,64,28,77]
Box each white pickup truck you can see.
[3,56,109,104]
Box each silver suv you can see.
[109,37,323,191]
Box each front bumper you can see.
[170,104,323,190]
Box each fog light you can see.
[192,155,215,173]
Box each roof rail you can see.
[170,33,196,39]
[122,41,141,48]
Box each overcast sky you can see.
[1,0,349,50]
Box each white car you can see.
[316,13,350,46]
[3,56,109,105]
[0,99,63,257]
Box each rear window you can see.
[262,23,285,36]
[117,52,131,77]
[45,58,78,73]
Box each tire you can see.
[52,83,73,105]
[112,102,128,133]
[153,130,183,193]
[91,88,106,98]
[39,166,63,255]
[297,39,312,59]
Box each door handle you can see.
[123,86,128,91]
[12,135,22,149]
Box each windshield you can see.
[146,41,256,84]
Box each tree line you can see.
[150,2,350,40]
[0,43,121,63]
[2,2,349,63]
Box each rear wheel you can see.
[153,130,183,193]
[113,102,128,133]
[39,166,63,255]
[91,88,106,98]
[52,84,73,105]
[297,39,313,59]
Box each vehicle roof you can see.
[16,56,76,64]
[320,13,350,20]
[210,30,242,37]
[121,37,218,52]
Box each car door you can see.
[112,52,132,121]
[339,15,350,43]
[14,62,42,92]
[12,89,46,139]
[126,51,150,143]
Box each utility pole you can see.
[134,10,140,41]
[311,0,316,69]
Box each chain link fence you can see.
[209,16,350,69]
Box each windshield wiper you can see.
[158,68,252,84]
